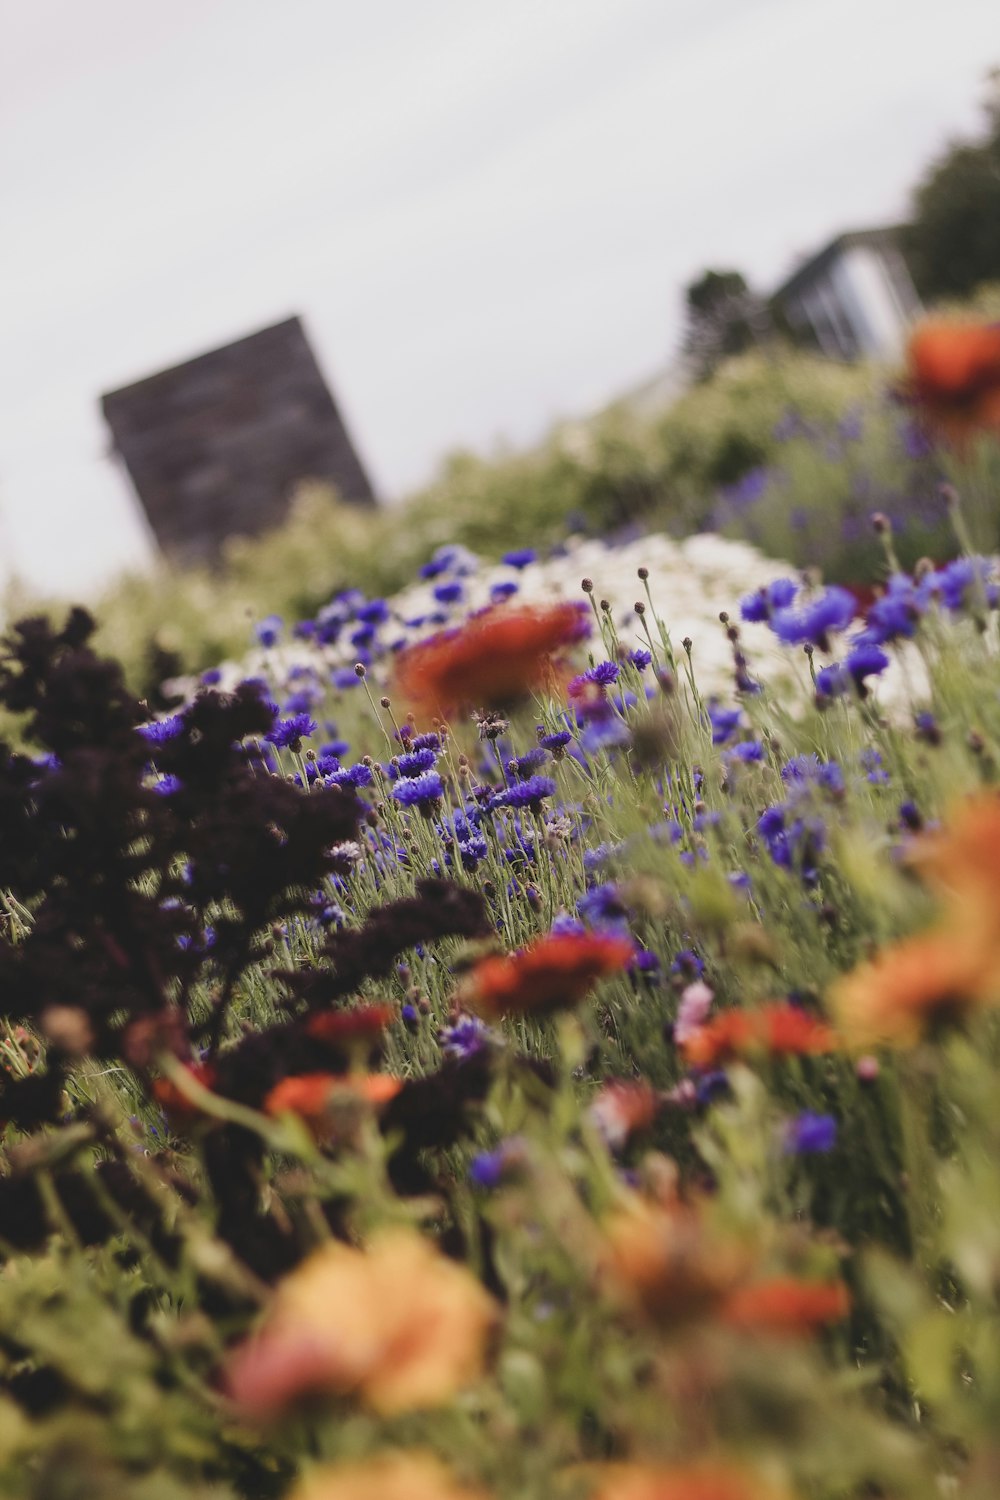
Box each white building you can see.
[773,227,922,362]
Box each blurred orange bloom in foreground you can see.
[263,1072,402,1132]
[394,601,589,718]
[580,1460,793,1500]
[226,1228,497,1417]
[461,931,634,1018]
[288,1452,490,1500]
[721,1276,850,1337]
[906,321,1000,447]
[908,792,1000,950]
[680,1003,837,1069]
[600,1196,749,1327]
[829,929,994,1049]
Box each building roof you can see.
[772,226,910,302]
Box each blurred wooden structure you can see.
[101,317,376,564]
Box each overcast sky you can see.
[1,0,997,595]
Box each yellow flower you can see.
[289,1452,491,1500]
[227,1229,498,1417]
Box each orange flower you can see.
[304,1004,395,1045]
[151,1061,218,1126]
[600,1196,748,1326]
[909,793,1000,947]
[394,601,588,718]
[225,1228,498,1417]
[288,1453,491,1500]
[828,930,994,1048]
[906,321,1000,448]
[680,1003,837,1069]
[461,932,634,1018]
[721,1276,850,1337]
[263,1072,402,1132]
[579,1460,791,1500]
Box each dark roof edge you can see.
[772,225,911,302]
[100,315,305,410]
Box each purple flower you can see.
[784,1112,837,1155]
[470,1139,524,1188]
[539,729,573,757]
[507,747,547,779]
[325,764,373,789]
[331,666,362,690]
[439,1014,490,1059]
[577,882,629,932]
[137,713,186,745]
[392,771,444,808]
[153,774,183,796]
[201,667,222,686]
[627,648,652,670]
[357,598,390,625]
[433,580,465,605]
[502,548,537,570]
[587,661,621,687]
[490,775,557,812]
[391,747,438,779]
[708,702,741,746]
[770,586,856,649]
[490,580,519,602]
[254,614,283,648]
[726,739,764,763]
[266,713,317,750]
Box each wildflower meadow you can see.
[4,320,1000,1499]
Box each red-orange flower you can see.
[304,1005,395,1046]
[721,1276,851,1337]
[906,321,1000,448]
[394,602,589,718]
[264,1072,402,1132]
[152,1061,219,1127]
[460,932,634,1019]
[680,1004,837,1069]
[590,1080,661,1148]
[828,930,994,1048]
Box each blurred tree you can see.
[682,269,769,381]
[905,71,1000,302]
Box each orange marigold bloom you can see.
[909,793,1000,944]
[579,1460,791,1500]
[721,1276,850,1337]
[590,1080,661,1148]
[828,930,994,1048]
[906,321,1000,448]
[461,932,634,1019]
[288,1453,491,1500]
[394,601,589,718]
[226,1228,498,1418]
[680,1003,837,1069]
[263,1072,402,1130]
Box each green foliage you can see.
[904,72,1000,302]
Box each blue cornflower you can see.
[846,642,891,684]
[932,556,999,612]
[726,739,764,763]
[502,547,537,569]
[433,580,465,605]
[392,771,445,809]
[670,949,704,978]
[578,883,629,932]
[356,598,390,625]
[770,586,856,648]
[440,1014,490,1059]
[507,747,547,779]
[707,701,741,746]
[539,729,573,757]
[627,648,652,670]
[587,660,621,686]
[266,713,316,749]
[550,912,587,937]
[739,577,798,623]
[324,764,374,789]
[861,748,890,785]
[784,1112,837,1155]
[411,731,444,752]
[284,688,320,715]
[490,775,557,812]
[580,717,630,753]
[201,667,222,686]
[781,754,845,795]
[391,747,438,779]
[153,774,183,796]
[490,580,519,602]
[350,623,376,650]
[331,666,362,690]
[254,614,283,648]
[856,573,923,646]
[138,713,185,745]
[319,738,350,760]
[469,1139,524,1188]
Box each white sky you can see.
[1,0,997,595]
